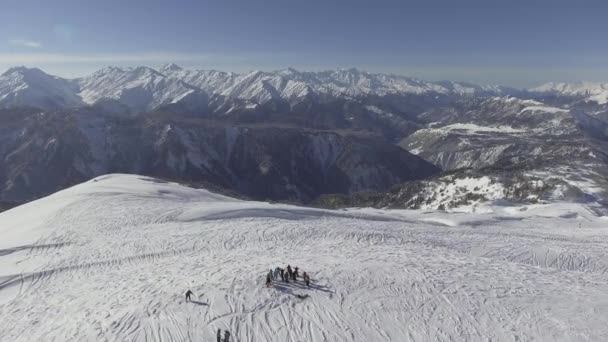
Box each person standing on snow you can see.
[294,267,299,280]
[274,267,281,280]
[303,272,310,287]
[185,289,194,302]
[280,268,285,281]
[287,265,293,279]
[266,270,273,287]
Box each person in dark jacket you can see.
[185,289,194,302]
[224,330,231,342]
[266,273,272,287]
[279,268,285,281]
[287,265,293,279]
[303,272,310,287]
[293,267,299,280]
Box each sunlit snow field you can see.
[1,175,607,341]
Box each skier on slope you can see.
[279,268,285,281]
[294,267,299,280]
[185,289,194,302]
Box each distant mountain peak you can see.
[277,67,300,76]
[2,66,47,77]
[160,63,183,73]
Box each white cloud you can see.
[9,39,42,49]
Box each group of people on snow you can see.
[266,264,311,287]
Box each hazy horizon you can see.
[3,62,608,89]
[1,0,607,87]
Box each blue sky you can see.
[0,0,607,87]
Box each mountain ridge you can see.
[0,65,526,112]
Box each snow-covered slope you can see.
[1,174,608,341]
[0,67,82,109]
[531,81,608,104]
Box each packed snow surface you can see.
[1,174,608,341]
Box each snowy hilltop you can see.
[1,174,608,341]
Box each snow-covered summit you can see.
[0,66,82,109]
[1,174,607,341]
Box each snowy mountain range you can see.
[2,65,607,113]
[0,64,607,207]
[0,65,520,113]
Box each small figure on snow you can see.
[274,267,281,280]
[185,289,194,302]
[279,268,285,281]
[293,266,299,280]
[303,272,310,287]
[266,271,273,287]
[224,330,231,342]
[287,265,293,279]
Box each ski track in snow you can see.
[1,175,608,341]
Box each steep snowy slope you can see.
[1,174,608,341]
[77,66,208,112]
[0,67,82,109]
[159,64,240,96]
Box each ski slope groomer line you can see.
[1,174,608,341]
